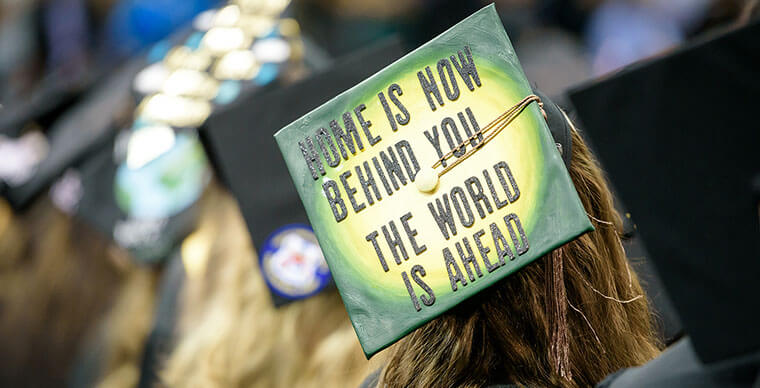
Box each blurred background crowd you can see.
[0,0,750,102]
[0,0,755,387]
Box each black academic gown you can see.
[597,338,760,388]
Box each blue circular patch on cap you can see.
[259,224,331,300]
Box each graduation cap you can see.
[62,129,208,264]
[0,66,100,138]
[200,36,408,305]
[274,5,594,357]
[569,20,760,364]
[48,0,311,262]
[0,61,141,210]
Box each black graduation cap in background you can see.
[0,60,141,210]
[201,36,407,249]
[200,36,407,305]
[569,20,760,364]
[70,132,202,264]
[0,68,99,138]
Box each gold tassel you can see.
[546,247,572,380]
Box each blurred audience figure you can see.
[0,196,153,387]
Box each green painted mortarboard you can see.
[275,4,593,357]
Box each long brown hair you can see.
[379,125,661,387]
[161,184,381,388]
[0,197,138,387]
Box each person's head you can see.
[161,184,380,388]
[379,120,661,388]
